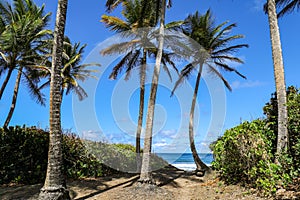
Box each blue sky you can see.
[0,0,299,153]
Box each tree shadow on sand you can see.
[75,165,205,199]
[73,175,139,200]
[0,165,206,200]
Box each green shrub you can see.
[211,120,294,194]
[263,86,300,172]
[0,126,169,184]
[0,126,49,184]
[212,86,300,195]
[62,133,103,179]
[0,126,103,184]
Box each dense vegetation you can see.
[211,86,300,195]
[0,126,167,185]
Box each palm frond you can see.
[211,55,244,64]
[101,15,130,33]
[171,62,196,96]
[264,0,300,17]
[214,62,246,79]
[38,80,50,90]
[165,20,184,31]
[105,0,123,12]
[109,51,133,80]
[212,44,249,56]
[124,49,141,80]
[207,63,232,91]
[162,62,173,82]
[22,70,46,105]
[101,40,141,55]
[277,0,300,17]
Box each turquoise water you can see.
[157,153,214,171]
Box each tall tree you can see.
[172,10,248,172]
[265,0,288,163]
[101,0,178,172]
[139,0,167,184]
[38,0,71,199]
[0,0,50,127]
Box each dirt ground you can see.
[0,166,271,200]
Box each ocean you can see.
[157,153,214,171]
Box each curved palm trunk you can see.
[136,50,146,173]
[39,0,70,199]
[0,67,13,100]
[189,64,209,172]
[267,0,288,163]
[3,67,22,127]
[139,0,166,184]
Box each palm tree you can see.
[264,0,288,163]
[105,0,174,182]
[172,10,248,172]
[101,0,178,172]
[38,0,71,199]
[0,0,51,127]
[139,0,168,184]
[38,36,99,101]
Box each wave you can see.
[172,163,196,171]
[172,162,212,171]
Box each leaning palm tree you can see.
[38,0,71,199]
[0,0,51,127]
[101,0,178,172]
[172,10,248,172]
[264,0,288,164]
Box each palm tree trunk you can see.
[189,64,209,172]
[267,0,288,163]
[136,49,146,173]
[139,0,166,184]
[39,0,70,199]
[3,67,22,127]
[0,67,13,100]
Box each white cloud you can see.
[153,142,168,148]
[81,130,105,141]
[159,129,177,139]
[231,80,266,90]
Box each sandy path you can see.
[0,167,270,200]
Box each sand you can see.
[0,166,271,200]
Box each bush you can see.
[212,86,300,195]
[0,126,103,184]
[0,126,49,184]
[263,86,300,172]
[62,133,103,179]
[211,120,293,194]
[0,126,169,185]
[83,141,168,173]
